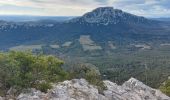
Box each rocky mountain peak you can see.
[90,7,116,15]
[69,7,149,25]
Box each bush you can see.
[69,63,106,94]
[35,82,52,93]
[0,51,69,95]
[85,68,106,94]
[160,79,170,96]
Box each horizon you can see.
[0,14,170,19]
[0,0,170,18]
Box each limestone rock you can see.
[103,78,170,100]
[0,97,4,100]
[17,78,170,100]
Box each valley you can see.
[0,7,170,90]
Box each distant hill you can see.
[0,15,75,22]
[151,18,170,22]
[0,7,169,49]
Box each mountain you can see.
[69,7,150,25]
[15,78,170,100]
[0,15,75,22]
[151,18,170,22]
[0,7,169,50]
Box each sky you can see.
[0,0,170,18]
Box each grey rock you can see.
[104,78,170,100]
[17,78,170,100]
[0,97,4,100]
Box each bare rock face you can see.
[17,79,106,100]
[48,79,106,100]
[104,78,170,100]
[16,78,170,100]
[0,97,4,100]
[17,89,47,100]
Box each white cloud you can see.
[0,0,102,16]
[0,0,169,17]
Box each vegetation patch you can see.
[133,44,151,50]
[0,51,69,96]
[79,35,102,51]
[0,51,107,97]
[62,41,72,47]
[50,44,60,49]
[9,45,42,51]
[69,63,106,94]
[160,79,170,96]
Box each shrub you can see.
[160,79,170,96]
[69,63,106,94]
[0,51,68,95]
[35,82,52,93]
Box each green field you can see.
[10,45,42,51]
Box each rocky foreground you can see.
[1,78,169,100]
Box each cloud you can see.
[0,0,102,16]
[0,0,169,17]
[110,0,170,17]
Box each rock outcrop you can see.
[8,78,170,100]
[17,79,106,100]
[0,97,3,100]
[104,78,170,100]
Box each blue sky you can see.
[0,0,170,17]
